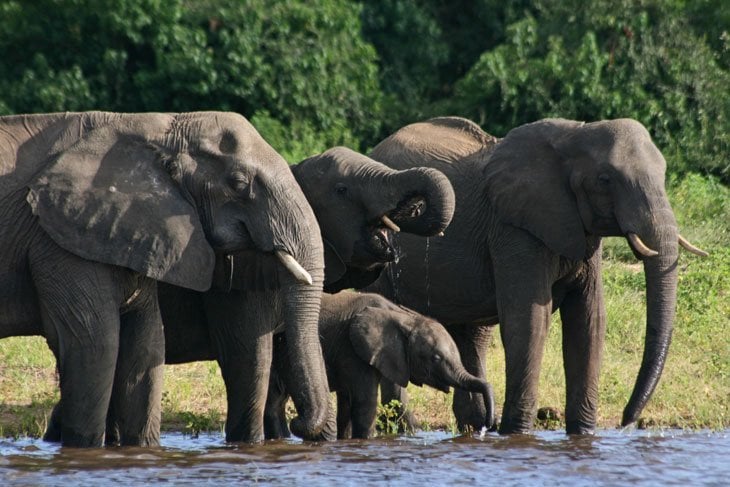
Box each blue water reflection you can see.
[0,429,727,485]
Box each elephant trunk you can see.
[385,167,456,236]
[450,365,496,430]
[622,211,679,426]
[282,275,332,440]
[359,164,455,236]
[257,166,331,440]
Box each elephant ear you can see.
[322,239,348,290]
[349,306,409,387]
[27,122,215,291]
[482,119,587,261]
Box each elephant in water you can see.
[0,111,330,447]
[264,291,494,440]
[364,117,707,434]
[44,145,457,443]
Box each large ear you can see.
[349,306,409,387]
[322,239,348,290]
[482,119,587,261]
[27,120,215,291]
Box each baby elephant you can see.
[265,291,495,439]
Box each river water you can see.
[1,429,727,486]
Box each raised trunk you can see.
[622,218,679,426]
[385,167,455,236]
[358,164,454,236]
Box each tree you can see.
[0,0,382,156]
[448,0,730,180]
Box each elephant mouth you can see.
[365,224,396,262]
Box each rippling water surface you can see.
[1,429,727,485]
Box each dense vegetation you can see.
[1,0,727,178]
[0,0,727,435]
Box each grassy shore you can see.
[1,173,728,439]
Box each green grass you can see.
[1,172,728,438]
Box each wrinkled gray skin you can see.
[44,146,456,443]
[0,111,331,447]
[292,147,456,293]
[265,291,493,440]
[366,117,705,435]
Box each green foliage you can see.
[449,0,730,181]
[251,110,359,164]
[0,0,382,150]
[375,399,408,436]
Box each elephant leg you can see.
[43,399,62,443]
[493,247,556,434]
[32,254,120,447]
[378,380,416,433]
[350,375,380,439]
[264,340,292,440]
[336,392,353,440]
[217,331,273,443]
[560,271,606,434]
[448,324,495,432]
[109,278,165,446]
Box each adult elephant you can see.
[365,116,707,434]
[44,145,456,443]
[0,111,330,447]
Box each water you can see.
[1,429,727,486]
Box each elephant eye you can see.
[229,173,251,195]
[335,183,348,196]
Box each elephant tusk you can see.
[275,250,313,285]
[437,231,445,237]
[381,214,401,233]
[627,233,659,257]
[678,234,709,257]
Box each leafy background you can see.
[1,0,727,179]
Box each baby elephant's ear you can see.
[349,306,409,387]
[27,118,215,291]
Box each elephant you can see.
[364,116,708,435]
[0,111,330,447]
[42,145,456,443]
[264,291,494,440]
[291,146,456,293]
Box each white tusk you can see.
[437,231,445,237]
[275,250,313,285]
[678,234,709,257]
[627,233,659,257]
[381,214,401,233]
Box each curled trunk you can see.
[385,167,456,236]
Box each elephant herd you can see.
[0,111,706,447]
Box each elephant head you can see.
[292,146,455,292]
[483,118,706,426]
[11,111,317,291]
[349,304,494,428]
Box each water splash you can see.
[387,236,402,304]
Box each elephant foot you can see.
[565,418,596,435]
[290,415,336,442]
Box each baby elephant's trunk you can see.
[458,374,496,431]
